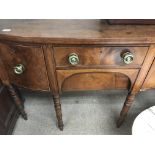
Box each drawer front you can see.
[0,43,49,91]
[54,46,148,67]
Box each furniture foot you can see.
[58,120,64,131]
[53,95,64,131]
[7,85,27,120]
[117,92,136,128]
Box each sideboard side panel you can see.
[130,45,155,93]
[142,58,155,90]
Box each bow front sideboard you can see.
[0,19,155,131]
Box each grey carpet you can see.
[13,89,155,135]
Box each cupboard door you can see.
[0,43,49,91]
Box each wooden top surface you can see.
[0,19,155,44]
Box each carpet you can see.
[13,89,155,135]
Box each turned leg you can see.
[7,84,27,120]
[53,95,64,131]
[117,92,136,127]
[13,84,25,107]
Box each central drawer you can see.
[53,46,148,68]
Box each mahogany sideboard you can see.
[0,19,155,131]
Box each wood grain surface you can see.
[0,20,155,44]
[0,19,155,130]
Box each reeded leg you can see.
[53,95,64,131]
[117,92,136,128]
[7,84,27,120]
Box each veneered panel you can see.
[0,43,49,91]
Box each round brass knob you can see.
[68,53,79,65]
[13,64,25,75]
[121,50,134,64]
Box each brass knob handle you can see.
[13,64,25,75]
[68,53,79,65]
[121,50,134,64]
